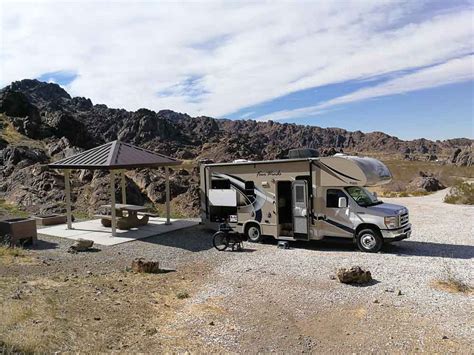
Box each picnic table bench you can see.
[95,204,155,230]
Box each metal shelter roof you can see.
[49,140,181,170]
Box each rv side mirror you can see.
[338,197,347,208]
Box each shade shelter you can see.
[49,140,181,237]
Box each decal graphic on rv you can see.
[212,172,270,222]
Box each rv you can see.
[200,153,411,252]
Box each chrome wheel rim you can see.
[248,226,260,240]
[361,234,377,250]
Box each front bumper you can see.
[380,224,411,242]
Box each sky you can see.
[0,0,473,140]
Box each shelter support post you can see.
[64,169,73,230]
[110,170,117,237]
[121,170,126,204]
[165,166,171,225]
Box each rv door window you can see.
[295,185,305,202]
[327,189,347,208]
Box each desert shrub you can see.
[410,190,431,197]
[176,291,190,299]
[443,181,474,205]
[398,191,409,197]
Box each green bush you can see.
[444,181,474,205]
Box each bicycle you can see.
[212,222,246,251]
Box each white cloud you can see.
[0,0,473,118]
[259,55,474,121]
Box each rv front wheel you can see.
[245,224,262,243]
[356,228,383,253]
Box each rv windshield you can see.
[345,186,382,207]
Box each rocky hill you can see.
[0,79,472,218]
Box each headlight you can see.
[384,216,399,229]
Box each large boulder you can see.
[407,171,445,192]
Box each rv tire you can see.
[356,228,383,253]
[245,223,262,243]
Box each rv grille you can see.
[400,212,409,227]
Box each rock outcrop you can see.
[449,147,473,167]
[406,171,446,192]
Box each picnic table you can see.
[96,204,154,230]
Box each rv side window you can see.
[327,189,347,208]
[244,181,256,199]
[211,179,230,189]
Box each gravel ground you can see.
[1,189,473,352]
[168,189,473,352]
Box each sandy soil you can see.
[0,190,473,353]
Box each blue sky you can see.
[1,1,473,140]
[227,80,474,140]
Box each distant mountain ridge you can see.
[0,79,472,218]
[1,79,471,162]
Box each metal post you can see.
[64,169,73,229]
[165,166,171,225]
[110,170,117,237]
[121,170,126,204]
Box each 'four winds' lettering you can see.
[257,170,281,177]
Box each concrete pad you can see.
[38,218,200,246]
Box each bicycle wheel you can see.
[213,231,228,251]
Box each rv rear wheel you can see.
[245,224,262,243]
[356,228,383,253]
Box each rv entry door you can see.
[292,180,309,239]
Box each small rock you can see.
[442,335,449,340]
[209,321,215,326]
[94,316,101,321]
[11,290,22,300]
[397,290,403,296]
[68,238,94,253]
[336,266,372,284]
[145,328,157,336]
[373,299,379,304]
[131,258,160,273]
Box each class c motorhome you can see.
[200,153,411,252]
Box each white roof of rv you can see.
[202,157,320,166]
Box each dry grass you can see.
[0,263,209,353]
[383,160,473,188]
[0,245,33,265]
[370,160,473,197]
[432,279,473,295]
[0,114,45,149]
[0,199,30,218]
[432,262,473,295]
[444,181,474,205]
